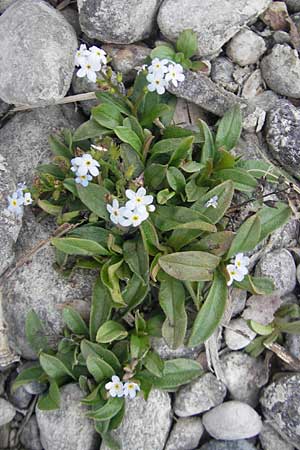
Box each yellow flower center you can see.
[86,64,91,69]
[136,197,142,203]
[132,215,139,221]
[12,200,17,206]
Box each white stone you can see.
[224,318,256,350]
[227,29,266,66]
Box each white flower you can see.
[233,253,250,276]
[75,44,90,67]
[75,173,92,187]
[89,45,107,66]
[121,207,149,227]
[125,187,154,212]
[7,192,23,216]
[205,195,218,209]
[146,72,167,95]
[123,381,140,399]
[226,264,245,286]
[72,154,100,177]
[107,199,127,225]
[147,204,156,212]
[105,375,124,398]
[165,63,185,87]
[148,58,169,74]
[76,55,101,83]
[23,192,33,205]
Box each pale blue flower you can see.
[75,173,92,187]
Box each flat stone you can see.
[199,440,258,450]
[0,0,77,106]
[255,249,297,296]
[174,373,227,417]
[265,101,300,180]
[2,212,96,359]
[261,45,300,98]
[36,383,99,450]
[242,70,264,99]
[220,352,268,407]
[259,421,295,450]
[78,0,160,44]
[165,417,204,450]
[224,318,256,350]
[0,398,16,426]
[151,336,203,360]
[100,389,172,450]
[226,29,266,66]
[102,44,150,82]
[260,374,300,449]
[202,401,262,440]
[20,416,43,450]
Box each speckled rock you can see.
[220,352,267,407]
[0,0,77,106]
[20,416,43,450]
[60,6,81,36]
[174,373,227,417]
[260,374,300,449]
[259,421,295,450]
[226,29,266,66]
[0,0,16,13]
[100,389,172,450]
[151,336,203,360]
[78,0,160,44]
[261,45,300,98]
[266,101,300,179]
[36,384,99,450]
[210,57,237,92]
[224,318,256,350]
[8,374,33,409]
[255,249,297,296]
[286,0,300,12]
[102,44,150,82]
[158,0,271,57]
[202,401,262,440]
[0,398,16,426]
[199,440,257,450]
[229,288,247,317]
[165,417,204,450]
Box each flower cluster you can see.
[226,253,250,286]
[146,58,185,95]
[105,375,140,399]
[107,187,155,228]
[75,44,107,83]
[6,183,32,217]
[71,154,100,187]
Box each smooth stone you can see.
[60,6,81,36]
[8,374,33,409]
[78,0,160,44]
[273,30,291,44]
[151,336,203,360]
[226,29,266,66]
[268,216,299,250]
[286,0,300,12]
[261,45,300,98]
[260,374,300,449]
[259,421,295,450]
[20,416,43,450]
[0,398,16,426]
[36,384,99,450]
[242,70,263,99]
[224,318,256,350]
[174,373,227,417]
[255,249,297,296]
[102,44,150,82]
[210,57,237,92]
[265,101,300,180]
[0,0,16,13]
[220,352,267,407]
[198,440,257,450]
[157,0,271,58]
[0,0,77,106]
[230,288,247,317]
[165,417,204,450]
[100,389,172,450]
[202,401,262,440]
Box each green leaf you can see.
[101,257,126,307]
[176,29,198,58]
[39,353,75,380]
[192,180,234,224]
[227,214,261,259]
[275,320,300,334]
[214,168,257,192]
[51,237,110,256]
[25,310,50,355]
[95,92,131,116]
[140,103,170,128]
[215,105,242,151]
[169,136,194,167]
[140,219,165,256]
[90,278,112,342]
[250,320,274,336]
[62,307,89,336]
[150,137,193,166]
[73,119,111,141]
[69,225,116,248]
[236,160,279,183]
[235,275,275,295]
[87,397,124,421]
[13,365,44,392]
[123,236,149,285]
[92,104,122,130]
[49,134,72,159]
[96,321,128,344]
[166,167,186,193]
[37,164,65,180]
[121,143,144,178]
[144,351,164,378]
[199,120,215,164]
[153,205,215,232]
[114,126,142,155]
[257,203,292,243]
[159,274,187,349]
[195,231,235,256]
[37,379,60,410]
[76,183,109,219]
[188,271,228,346]
[37,199,62,216]
[123,116,145,143]
[144,163,167,190]
[122,273,149,311]
[63,178,78,196]
[80,340,121,371]
[157,189,176,205]
[150,45,176,60]
[159,251,220,282]
[86,355,114,383]
[130,334,150,359]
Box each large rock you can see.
[0,105,83,183]
[78,0,160,44]
[202,401,262,440]
[265,101,300,180]
[157,0,271,58]
[0,0,16,13]
[255,249,297,296]
[220,352,267,407]
[0,398,16,426]
[165,417,204,450]
[174,373,227,417]
[259,421,295,450]
[36,383,99,450]
[0,0,77,106]
[100,389,172,450]
[226,29,266,66]
[260,374,300,449]
[0,154,23,277]
[199,441,257,450]
[261,45,300,98]
[151,336,203,360]
[2,213,95,359]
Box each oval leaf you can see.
[51,237,110,256]
[96,321,128,344]
[227,214,261,259]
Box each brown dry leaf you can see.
[242,294,282,325]
[261,2,289,31]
